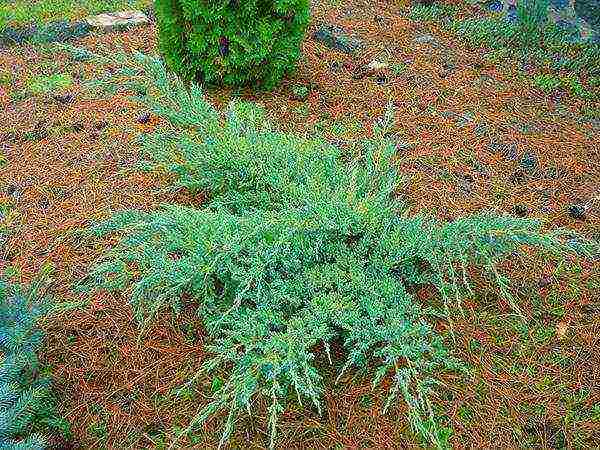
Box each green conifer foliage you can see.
[0,279,67,450]
[154,0,310,89]
[65,47,595,449]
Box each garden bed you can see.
[1,0,599,448]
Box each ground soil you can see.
[1,0,599,448]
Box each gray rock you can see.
[414,33,437,45]
[86,10,149,31]
[568,204,586,220]
[313,25,365,55]
[137,112,151,124]
[513,204,529,217]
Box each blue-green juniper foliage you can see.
[67,46,593,448]
[0,279,63,450]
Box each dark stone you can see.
[538,277,552,288]
[472,60,485,70]
[23,127,48,141]
[440,110,474,128]
[376,75,387,85]
[143,7,155,22]
[313,25,365,55]
[6,185,18,196]
[352,65,369,80]
[2,131,20,143]
[53,93,74,104]
[137,112,151,124]
[513,203,529,217]
[442,59,457,71]
[329,61,342,73]
[71,122,85,132]
[568,204,586,220]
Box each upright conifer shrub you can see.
[154,0,310,88]
[63,46,595,448]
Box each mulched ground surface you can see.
[1,0,599,448]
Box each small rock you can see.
[367,60,388,71]
[6,185,21,199]
[86,10,149,31]
[2,131,20,143]
[353,60,387,80]
[53,93,74,104]
[71,122,85,132]
[38,198,50,209]
[442,59,457,71]
[329,61,343,73]
[313,25,365,55]
[136,112,151,124]
[457,178,471,195]
[376,75,387,85]
[513,204,529,217]
[352,65,369,80]
[414,34,437,45]
[395,140,415,152]
[472,60,485,70]
[568,204,586,220]
[538,276,552,288]
[440,110,474,128]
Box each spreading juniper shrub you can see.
[0,279,70,450]
[68,47,594,448]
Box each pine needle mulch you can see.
[1,0,599,448]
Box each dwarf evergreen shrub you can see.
[154,0,310,89]
[65,47,594,448]
[0,279,67,450]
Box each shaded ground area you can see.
[1,0,599,448]
[0,0,152,30]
